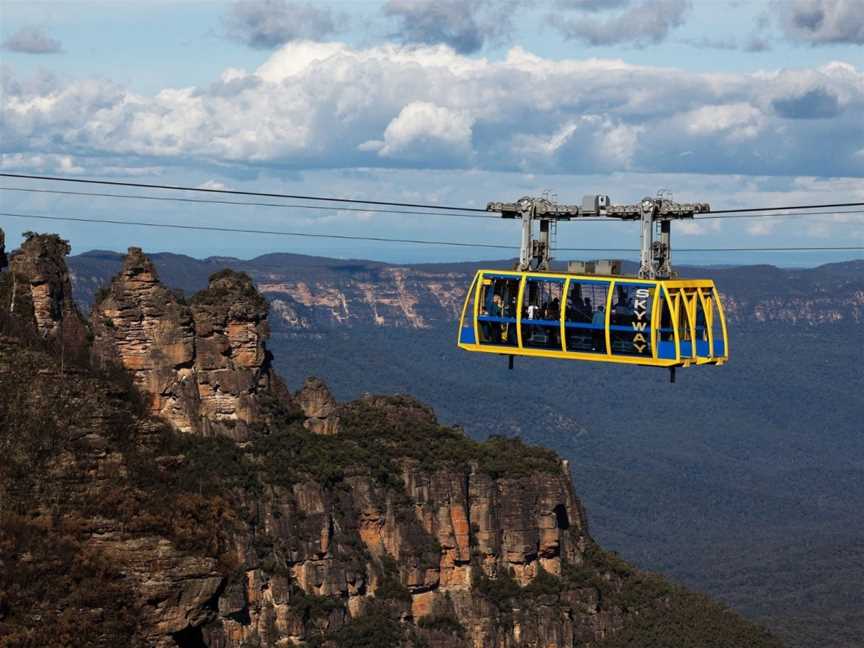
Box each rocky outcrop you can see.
[3,232,89,351]
[0,227,6,270]
[296,376,339,435]
[92,249,292,439]
[91,247,201,433]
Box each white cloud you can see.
[1,41,863,179]
[370,101,475,161]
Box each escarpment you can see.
[0,230,782,648]
[91,248,293,439]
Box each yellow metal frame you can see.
[457,270,728,369]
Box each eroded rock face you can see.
[0,228,6,270]
[5,232,89,349]
[91,247,200,432]
[296,376,339,435]
[92,250,291,438]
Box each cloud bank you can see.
[2,42,862,179]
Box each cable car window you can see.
[477,274,519,347]
[458,274,478,345]
[609,283,654,357]
[521,277,563,350]
[564,280,609,353]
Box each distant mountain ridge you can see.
[68,250,864,331]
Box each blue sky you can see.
[1,0,863,265]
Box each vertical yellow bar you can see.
[457,273,475,345]
[668,288,680,362]
[561,277,570,353]
[699,288,714,357]
[650,281,660,359]
[686,291,697,359]
[516,273,526,349]
[472,273,482,346]
[605,280,615,356]
[715,285,730,358]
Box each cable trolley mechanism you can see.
[457,193,729,381]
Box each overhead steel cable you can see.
[696,209,864,220]
[1,211,862,253]
[3,186,863,223]
[0,186,501,220]
[0,172,489,213]
[4,172,864,216]
[710,202,864,214]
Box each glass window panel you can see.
[459,274,478,344]
[609,283,654,357]
[521,278,563,350]
[564,280,609,353]
[478,275,519,347]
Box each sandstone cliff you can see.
[2,232,89,353]
[0,231,781,648]
[91,248,292,440]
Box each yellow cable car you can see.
[457,270,728,370]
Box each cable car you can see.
[457,270,728,370]
[458,194,729,379]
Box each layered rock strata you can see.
[92,248,292,439]
[296,376,340,435]
[2,232,89,350]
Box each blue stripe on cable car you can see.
[565,322,604,330]
[679,341,693,356]
[696,340,711,356]
[460,326,475,344]
[658,341,677,359]
[484,273,520,280]
[521,318,560,326]
[478,316,518,324]
[714,340,725,356]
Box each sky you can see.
[1,0,863,266]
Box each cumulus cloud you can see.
[362,101,475,163]
[549,0,691,47]
[383,0,517,53]
[777,0,864,45]
[1,26,62,54]
[1,42,863,179]
[225,0,340,48]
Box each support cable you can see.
[0,173,488,213]
[2,186,861,222]
[1,211,861,253]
